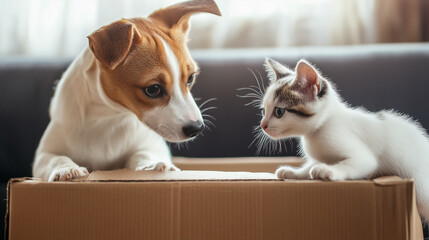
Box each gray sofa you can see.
[2,43,429,238]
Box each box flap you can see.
[173,156,304,172]
[373,176,407,185]
[86,169,278,181]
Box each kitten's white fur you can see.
[261,58,429,222]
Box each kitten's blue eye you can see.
[274,107,285,118]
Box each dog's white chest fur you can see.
[33,48,172,180]
[66,110,154,170]
[32,0,221,182]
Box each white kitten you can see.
[260,58,429,222]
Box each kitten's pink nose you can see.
[261,123,268,130]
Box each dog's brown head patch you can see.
[87,0,221,120]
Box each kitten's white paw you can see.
[310,164,344,181]
[48,166,89,182]
[136,161,180,172]
[276,166,301,179]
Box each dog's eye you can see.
[274,107,285,118]
[187,73,195,86]
[144,84,163,98]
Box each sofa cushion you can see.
[1,44,429,181]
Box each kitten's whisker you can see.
[247,68,264,96]
[238,95,261,101]
[236,88,263,98]
[256,132,268,155]
[252,124,288,155]
[237,92,261,98]
[249,128,263,148]
[248,86,264,96]
[242,99,262,107]
[237,92,260,99]
[239,69,272,155]
[237,85,263,95]
[256,70,266,92]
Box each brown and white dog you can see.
[33,0,221,181]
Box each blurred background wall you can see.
[0,0,428,57]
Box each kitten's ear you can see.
[295,60,321,100]
[264,58,293,82]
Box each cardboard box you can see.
[5,166,423,240]
[173,156,304,172]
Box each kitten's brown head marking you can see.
[260,58,331,140]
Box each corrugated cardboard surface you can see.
[86,169,277,181]
[173,157,303,172]
[6,170,422,240]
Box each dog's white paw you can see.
[309,164,344,181]
[136,161,180,172]
[48,166,89,182]
[276,166,302,179]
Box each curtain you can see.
[0,0,426,57]
[375,0,429,43]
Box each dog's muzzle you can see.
[182,120,205,138]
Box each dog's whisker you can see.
[201,106,217,113]
[202,114,216,121]
[204,125,212,132]
[288,138,295,150]
[198,97,217,109]
[195,97,217,132]
[171,142,182,150]
[175,141,190,151]
[204,119,215,127]
[204,122,215,131]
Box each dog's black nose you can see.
[182,121,205,138]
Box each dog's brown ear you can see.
[88,19,142,70]
[149,0,221,34]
